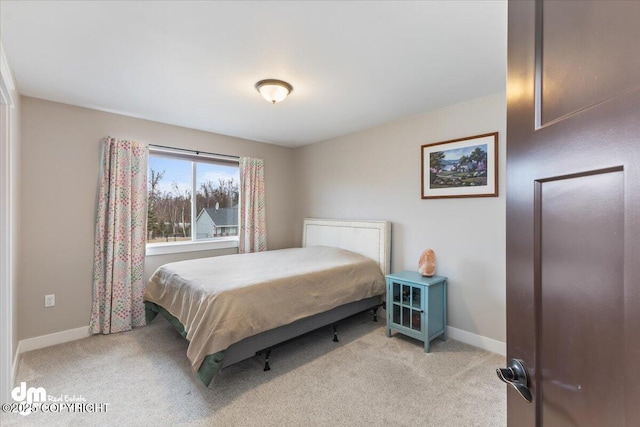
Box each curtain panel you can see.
[90,137,148,334]
[239,157,267,253]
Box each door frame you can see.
[0,44,16,404]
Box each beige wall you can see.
[19,97,295,340]
[293,92,507,343]
[18,92,506,346]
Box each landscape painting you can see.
[421,132,498,199]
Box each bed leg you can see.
[372,307,379,322]
[263,349,271,371]
[332,324,339,342]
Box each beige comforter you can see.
[144,246,385,373]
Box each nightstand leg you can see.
[424,339,430,353]
[441,281,448,341]
[386,327,391,338]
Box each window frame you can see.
[145,146,240,256]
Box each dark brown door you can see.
[506,1,640,426]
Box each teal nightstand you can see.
[385,271,447,352]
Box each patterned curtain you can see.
[90,137,148,334]
[239,157,267,253]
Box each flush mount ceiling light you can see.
[255,79,293,104]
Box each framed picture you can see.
[421,132,498,199]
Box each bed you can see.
[144,218,391,386]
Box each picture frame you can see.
[421,132,498,199]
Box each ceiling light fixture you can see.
[255,79,293,104]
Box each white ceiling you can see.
[0,1,507,147]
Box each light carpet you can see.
[2,311,506,426]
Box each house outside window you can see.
[146,147,239,254]
[195,204,239,238]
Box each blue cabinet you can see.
[385,271,447,352]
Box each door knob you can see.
[496,359,533,403]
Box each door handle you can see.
[496,359,533,403]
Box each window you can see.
[146,147,239,254]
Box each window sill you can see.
[145,237,239,256]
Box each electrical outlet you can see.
[45,294,55,308]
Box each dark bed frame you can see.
[221,295,383,370]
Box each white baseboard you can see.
[12,342,20,387]
[13,324,504,360]
[18,326,91,354]
[446,326,506,356]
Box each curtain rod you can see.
[148,144,240,161]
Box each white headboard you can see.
[302,218,391,275]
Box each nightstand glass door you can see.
[391,281,422,332]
